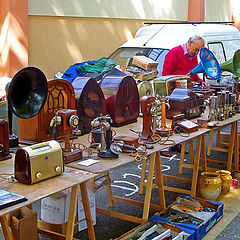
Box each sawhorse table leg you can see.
[0,214,13,240]
[142,152,165,221]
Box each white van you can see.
[109,23,240,78]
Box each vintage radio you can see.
[166,88,205,119]
[151,75,192,97]
[19,78,75,143]
[72,76,107,135]
[0,119,12,161]
[100,75,139,126]
[192,88,215,100]
[15,140,63,185]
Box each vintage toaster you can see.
[72,76,107,135]
[100,75,139,126]
[15,140,63,185]
[166,88,205,119]
[19,78,76,143]
[0,119,12,161]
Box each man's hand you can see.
[202,81,210,88]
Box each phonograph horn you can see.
[220,49,240,78]
[7,66,48,119]
[6,66,48,148]
[188,47,221,80]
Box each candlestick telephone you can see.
[91,115,119,159]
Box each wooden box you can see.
[19,79,75,143]
[132,56,158,71]
[100,75,139,126]
[72,76,107,134]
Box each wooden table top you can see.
[67,113,240,174]
[0,158,97,216]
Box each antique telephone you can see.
[91,115,119,159]
[155,96,172,137]
[140,95,160,140]
[49,109,82,163]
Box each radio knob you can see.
[36,172,43,179]
[55,166,62,173]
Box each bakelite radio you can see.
[15,140,63,185]
[100,75,139,126]
[166,88,205,119]
[19,78,75,143]
[72,76,107,135]
[0,119,12,161]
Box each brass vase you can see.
[199,172,222,200]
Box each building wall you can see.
[1,0,238,78]
[205,0,232,22]
[28,0,189,78]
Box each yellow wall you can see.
[28,0,234,78]
[29,17,158,78]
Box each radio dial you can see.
[36,172,43,179]
[55,166,62,173]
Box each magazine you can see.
[0,188,28,210]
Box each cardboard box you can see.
[41,186,96,232]
[150,195,224,240]
[115,219,193,240]
[10,206,38,240]
[132,56,159,71]
[41,192,67,224]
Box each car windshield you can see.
[109,47,169,77]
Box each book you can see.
[0,188,28,210]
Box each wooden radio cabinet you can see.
[19,78,75,143]
[100,75,139,126]
[72,76,107,135]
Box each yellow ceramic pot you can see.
[216,170,232,194]
[199,172,222,200]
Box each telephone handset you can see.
[172,114,199,133]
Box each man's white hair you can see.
[188,35,204,43]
